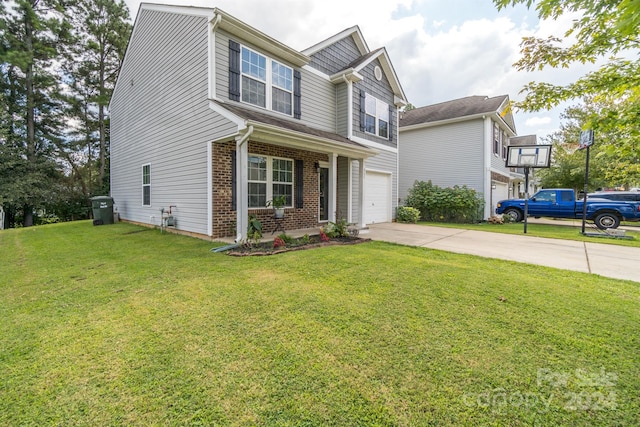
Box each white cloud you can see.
[525,116,552,127]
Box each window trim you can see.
[493,122,500,157]
[240,45,293,116]
[364,93,390,139]
[247,154,294,209]
[142,163,151,207]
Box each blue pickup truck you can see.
[495,188,640,229]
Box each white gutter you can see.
[342,74,353,139]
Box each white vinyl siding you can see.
[398,120,485,203]
[110,10,220,235]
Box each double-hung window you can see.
[364,93,389,138]
[142,164,151,206]
[248,155,293,208]
[240,46,293,115]
[493,123,500,156]
[241,48,267,108]
[272,61,293,115]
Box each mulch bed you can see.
[227,235,370,256]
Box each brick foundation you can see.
[212,141,328,238]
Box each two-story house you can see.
[398,95,523,219]
[109,3,407,240]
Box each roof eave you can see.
[248,121,378,159]
[213,8,310,67]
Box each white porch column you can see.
[329,153,338,222]
[235,126,253,241]
[357,158,365,228]
[236,141,248,241]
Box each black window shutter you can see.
[388,104,394,141]
[231,151,237,211]
[293,70,301,119]
[295,159,304,208]
[359,89,366,131]
[229,40,240,101]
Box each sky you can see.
[122,0,598,140]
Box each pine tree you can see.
[0,0,71,226]
[63,0,131,196]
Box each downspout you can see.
[235,125,254,242]
[342,74,353,139]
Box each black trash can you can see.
[90,196,114,225]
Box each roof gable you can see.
[302,26,369,57]
[348,48,407,105]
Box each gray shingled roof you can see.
[400,95,508,127]
[347,48,384,70]
[215,101,369,150]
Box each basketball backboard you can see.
[506,145,552,168]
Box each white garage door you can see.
[493,182,509,214]
[365,171,391,224]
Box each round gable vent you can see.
[374,66,383,81]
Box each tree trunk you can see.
[25,9,36,164]
[98,42,106,188]
[23,205,34,227]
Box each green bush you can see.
[404,180,484,224]
[396,206,420,223]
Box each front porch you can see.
[211,138,371,240]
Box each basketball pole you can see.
[581,144,590,234]
[523,166,530,234]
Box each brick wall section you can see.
[212,141,328,238]
[491,171,510,184]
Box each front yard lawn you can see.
[1,221,638,425]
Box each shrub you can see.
[277,233,293,244]
[273,237,286,248]
[396,206,420,223]
[404,180,484,224]
[322,218,349,238]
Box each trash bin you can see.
[90,196,114,225]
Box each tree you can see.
[0,0,71,226]
[535,99,638,191]
[63,0,131,195]
[493,0,639,161]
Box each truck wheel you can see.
[594,213,620,229]
[503,208,523,222]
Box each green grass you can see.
[418,220,640,247]
[1,221,639,425]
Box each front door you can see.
[319,167,329,222]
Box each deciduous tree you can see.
[494,0,639,161]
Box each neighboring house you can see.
[398,95,532,219]
[110,3,407,240]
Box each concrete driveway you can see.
[361,223,640,283]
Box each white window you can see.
[248,155,293,208]
[241,46,293,115]
[272,61,293,115]
[142,164,151,206]
[364,93,389,138]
